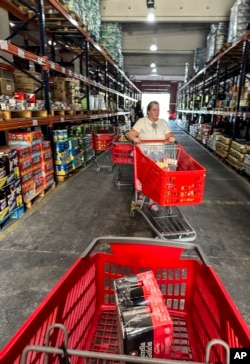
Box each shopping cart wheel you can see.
[130,201,136,217]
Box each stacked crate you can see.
[243,153,250,176]
[207,132,222,151]
[226,140,250,170]
[215,135,232,158]
[13,70,42,99]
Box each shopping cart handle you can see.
[81,236,211,267]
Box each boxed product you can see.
[22,180,35,202]
[8,131,43,146]
[114,270,173,360]
[0,78,14,96]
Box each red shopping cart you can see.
[112,133,134,189]
[1,237,249,364]
[91,124,117,172]
[131,142,206,241]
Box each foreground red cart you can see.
[1,237,249,363]
[131,142,206,241]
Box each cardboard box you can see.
[114,271,173,360]
[0,78,14,96]
[8,131,43,147]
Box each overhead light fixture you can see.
[146,0,155,22]
[149,44,157,51]
[151,68,157,73]
[150,62,156,68]
[9,22,15,27]
[146,0,155,9]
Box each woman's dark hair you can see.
[147,101,159,113]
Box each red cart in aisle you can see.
[131,142,206,241]
[91,124,117,172]
[1,237,249,363]
[112,133,134,189]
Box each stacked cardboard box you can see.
[226,140,250,170]
[215,135,232,158]
[7,132,54,202]
[0,148,22,222]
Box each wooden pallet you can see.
[55,166,81,182]
[24,182,56,209]
[2,109,48,120]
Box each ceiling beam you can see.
[100,0,235,23]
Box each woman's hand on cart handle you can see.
[166,136,176,143]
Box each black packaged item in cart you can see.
[114,270,173,360]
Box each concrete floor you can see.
[0,122,250,351]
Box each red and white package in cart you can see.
[114,270,173,360]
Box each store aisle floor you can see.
[0,122,250,349]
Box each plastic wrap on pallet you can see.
[228,0,250,42]
[100,22,124,68]
[193,48,207,72]
[214,22,229,54]
[206,24,217,61]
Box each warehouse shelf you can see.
[177,29,250,141]
[0,111,130,132]
[0,0,140,131]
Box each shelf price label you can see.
[68,70,72,77]
[32,119,38,126]
[18,48,25,58]
[0,40,8,50]
[37,57,43,65]
[50,62,55,70]
[61,67,65,74]
[61,117,64,122]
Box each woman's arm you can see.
[126,128,141,143]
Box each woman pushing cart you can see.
[126,101,206,241]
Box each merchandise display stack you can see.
[53,128,83,181]
[225,140,250,170]
[0,146,24,230]
[215,135,232,159]
[196,124,212,145]
[228,0,250,43]
[100,22,124,68]
[69,124,95,166]
[7,131,55,208]
[243,153,250,175]
[207,132,222,152]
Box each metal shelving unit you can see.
[0,0,141,131]
[177,30,250,140]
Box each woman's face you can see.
[148,103,159,121]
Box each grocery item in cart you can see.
[114,270,173,360]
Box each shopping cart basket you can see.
[91,125,117,172]
[134,142,205,207]
[112,134,134,189]
[1,237,249,364]
[131,142,206,241]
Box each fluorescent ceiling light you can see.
[151,68,157,73]
[9,22,15,27]
[147,13,155,22]
[150,62,156,68]
[150,44,157,51]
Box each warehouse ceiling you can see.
[100,0,236,92]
